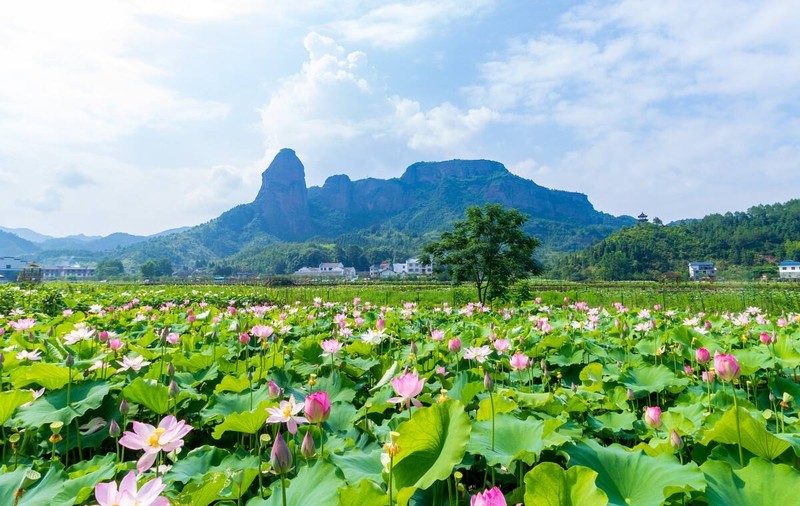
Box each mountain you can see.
[549,199,800,281]
[117,149,634,272]
[0,231,39,257]
[0,226,52,243]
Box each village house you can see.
[293,262,357,280]
[370,257,434,277]
[688,262,717,281]
[0,256,26,281]
[779,260,800,280]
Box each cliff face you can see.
[212,149,631,243]
[253,149,311,240]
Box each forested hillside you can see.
[550,200,800,280]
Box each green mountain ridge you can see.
[550,199,800,281]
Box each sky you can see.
[1,0,798,237]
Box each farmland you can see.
[1,281,800,505]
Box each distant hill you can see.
[550,200,800,281]
[118,148,634,273]
[0,231,39,257]
[0,226,52,243]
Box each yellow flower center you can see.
[282,405,293,418]
[148,427,166,447]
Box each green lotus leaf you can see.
[579,362,604,391]
[338,479,389,506]
[773,334,800,367]
[588,411,636,433]
[214,374,252,394]
[254,461,345,506]
[700,406,790,460]
[565,440,705,506]
[329,445,384,484]
[10,363,73,390]
[467,415,568,467]
[122,377,171,415]
[620,364,688,394]
[733,349,772,375]
[167,445,231,484]
[523,462,607,506]
[392,400,472,505]
[703,457,800,505]
[211,401,270,439]
[56,453,116,505]
[13,381,111,426]
[0,389,34,425]
[476,393,518,421]
[174,472,228,506]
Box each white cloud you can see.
[329,0,495,47]
[473,0,800,220]
[259,32,497,183]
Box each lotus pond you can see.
[1,283,800,505]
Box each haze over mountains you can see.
[2,149,634,272]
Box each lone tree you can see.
[422,204,542,304]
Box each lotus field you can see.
[3,284,800,505]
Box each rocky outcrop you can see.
[253,148,311,240]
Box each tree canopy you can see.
[422,204,542,303]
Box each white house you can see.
[689,262,717,280]
[404,258,433,275]
[293,263,357,280]
[779,260,800,279]
[42,265,96,279]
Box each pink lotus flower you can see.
[266,395,308,434]
[251,325,274,341]
[492,339,511,353]
[109,338,124,351]
[304,391,331,424]
[471,486,507,506]
[644,406,662,429]
[9,318,36,332]
[166,332,180,345]
[464,345,492,363]
[430,329,445,341]
[714,351,740,382]
[16,349,42,361]
[320,339,343,357]
[119,415,193,473]
[95,471,168,506]
[388,371,425,409]
[509,353,529,371]
[116,355,151,372]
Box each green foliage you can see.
[523,462,607,506]
[551,199,800,280]
[94,258,124,279]
[702,458,800,505]
[423,204,543,303]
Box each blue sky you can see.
[1,0,798,236]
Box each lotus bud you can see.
[713,351,740,382]
[301,430,316,459]
[119,399,129,416]
[644,406,662,429]
[695,348,710,364]
[684,365,694,375]
[670,429,684,450]
[268,380,281,399]
[705,320,713,330]
[760,332,772,345]
[304,391,331,424]
[109,419,121,438]
[239,333,251,345]
[169,380,179,398]
[627,388,635,401]
[483,372,493,392]
[109,338,123,351]
[167,362,175,377]
[270,433,292,475]
[447,338,461,353]
[0,353,4,368]
[410,341,418,354]
[376,318,385,331]
[99,330,109,342]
